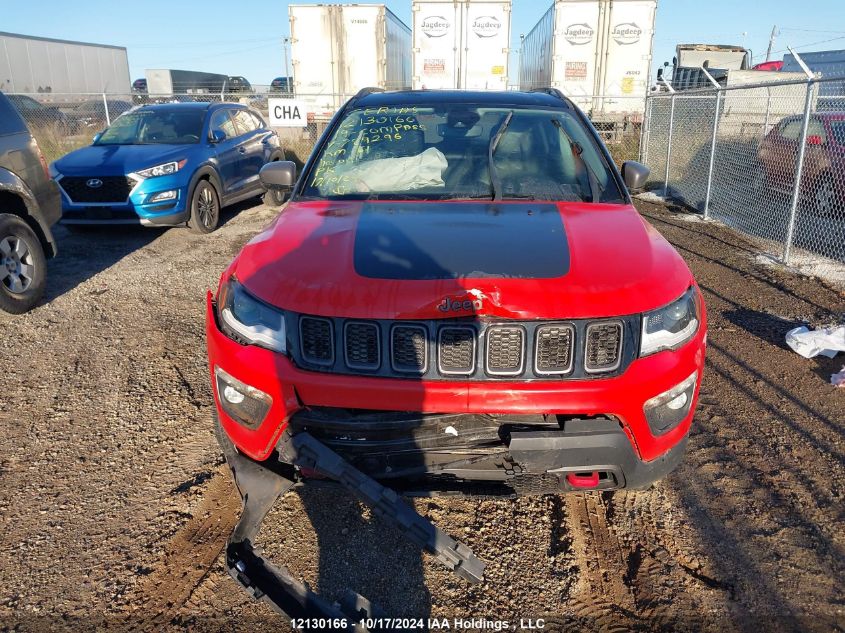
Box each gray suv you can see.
[0,91,61,313]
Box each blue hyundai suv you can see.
[51,102,284,233]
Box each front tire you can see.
[0,214,47,314]
[188,180,220,234]
[263,188,287,208]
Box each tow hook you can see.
[566,471,601,489]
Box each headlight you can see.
[217,277,287,353]
[136,159,186,178]
[640,287,700,356]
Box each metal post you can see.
[640,95,651,165]
[102,92,110,126]
[783,49,816,265]
[763,86,771,136]
[703,89,722,219]
[663,93,676,198]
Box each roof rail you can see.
[528,87,574,108]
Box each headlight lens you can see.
[218,277,287,353]
[136,159,186,178]
[640,287,700,356]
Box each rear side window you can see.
[209,109,237,139]
[778,119,803,140]
[249,111,265,129]
[0,95,26,136]
[233,110,258,135]
[830,121,845,146]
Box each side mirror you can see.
[806,135,824,146]
[621,160,650,191]
[260,161,296,190]
[92,131,103,144]
[209,129,227,143]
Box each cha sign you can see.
[268,99,308,127]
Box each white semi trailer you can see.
[412,0,512,90]
[519,0,657,121]
[289,4,411,112]
[0,31,130,94]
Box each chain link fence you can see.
[641,76,845,281]
[6,90,645,170]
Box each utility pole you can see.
[766,25,778,61]
[283,37,291,92]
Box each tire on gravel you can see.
[0,213,47,314]
[188,179,221,234]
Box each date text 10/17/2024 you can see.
[289,618,547,631]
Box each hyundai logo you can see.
[86,178,103,188]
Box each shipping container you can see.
[144,69,230,95]
[289,4,411,111]
[519,0,657,119]
[412,0,511,90]
[0,31,130,94]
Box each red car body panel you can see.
[207,200,707,467]
[226,200,693,321]
[206,291,706,463]
[759,112,845,197]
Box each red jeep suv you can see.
[206,89,706,623]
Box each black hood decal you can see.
[353,202,569,280]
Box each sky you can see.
[3,0,845,87]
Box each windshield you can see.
[302,104,624,202]
[95,108,205,145]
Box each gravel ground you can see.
[0,198,842,631]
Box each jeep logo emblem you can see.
[86,178,103,188]
[438,296,483,313]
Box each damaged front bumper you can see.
[216,412,687,627]
[216,417,486,631]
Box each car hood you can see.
[52,144,190,177]
[230,200,694,320]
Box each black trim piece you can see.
[485,325,526,377]
[285,313,641,382]
[437,325,477,376]
[584,320,624,374]
[534,323,576,375]
[343,320,381,371]
[299,316,335,367]
[390,323,429,374]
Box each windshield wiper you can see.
[488,111,513,201]
[551,119,603,203]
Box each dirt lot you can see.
[0,198,842,631]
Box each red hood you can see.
[229,200,693,320]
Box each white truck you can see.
[0,31,130,94]
[144,69,229,95]
[519,0,657,122]
[412,0,512,90]
[288,4,411,113]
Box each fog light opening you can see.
[644,371,698,436]
[149,189,178,203]
[223,384,246,404]
[214,366,272,429]
[665,391,688,410]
